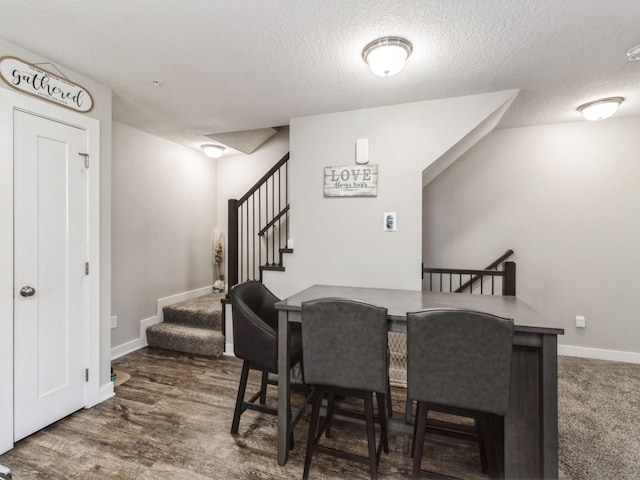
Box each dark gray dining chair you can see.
[229,280,303,447]
[407,308,514,479]
[301,298,389,480]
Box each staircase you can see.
[146,292,225,357]
[145,153,290,357]
[228,152,291,287]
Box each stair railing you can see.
[228,153,290,288]
[422,249,516,296]
[389,250,516,386]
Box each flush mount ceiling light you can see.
[362,36,413,77]
[627,45,640,62]
[577,97,624,121]
[201,144,225,158]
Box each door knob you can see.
[20,286,36,297]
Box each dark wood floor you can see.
[0,347,486,479]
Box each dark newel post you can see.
[503,261,516,296]
[228,199,239,290]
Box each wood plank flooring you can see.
[0,347,485,479]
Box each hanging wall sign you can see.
[324,164,378,197]
[0,56,94,113]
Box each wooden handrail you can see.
[258,205,289,236]
[422,250,516,296]
[484,249,515,271]
[455,249,514,293]
[427,267,505,276]
[238,152,289,204]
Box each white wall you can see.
[423,116,640,359]
[265,91,517,299]
[0,37,112,453]
[111,122,218,347]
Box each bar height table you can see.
[275,285,564,478]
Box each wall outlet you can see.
[576,315,586,328]
[111,315,118,329]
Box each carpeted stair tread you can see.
[146,322,224,357]
[162,292,225,329]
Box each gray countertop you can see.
[275,284,564,336]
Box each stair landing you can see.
[146,292,225,357]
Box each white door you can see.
[13,110,88,441]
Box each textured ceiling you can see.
[1,0,639,154]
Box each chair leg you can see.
[475,417,489,474]
[259,371,268,404]
[231,361,250,434]
[482,414,503,479]
[404,397,413,455]
[288,402,295,450]
[376,392,389,454]
[387,377,393,418]
[299,358,310,395]
[326,392,335,438]
[303,388,323,480]
[412,401,429,478]
[364,392,379,479]
[494,415,505,478]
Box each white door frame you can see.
[0,89,101,453]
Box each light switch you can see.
[384,212,397,231]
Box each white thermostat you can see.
[356,138,369,164]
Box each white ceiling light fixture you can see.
[627,45,640,62]
[362,36,413,77]
[577,97,624,121]
[201,144,225,158]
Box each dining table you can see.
[274,284,564,478]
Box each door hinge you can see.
[85,368,89,382]
[85,262,90,275]
[79,152,89,168]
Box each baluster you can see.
[271,175,275,265]
[252,194,256,280]
[285,161,289,246]
[248,199,250,280]
[277,168,282,265]
[239,204,244,283]
[245,202,249,281]
[258,185,262,270]
[265,178,270,266]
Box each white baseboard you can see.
[110,285,212,360]
[98,382,115,403]
[155,286,213,317]
[558,344,640,364]
[111,335,148,360]
[224,302,233,356]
